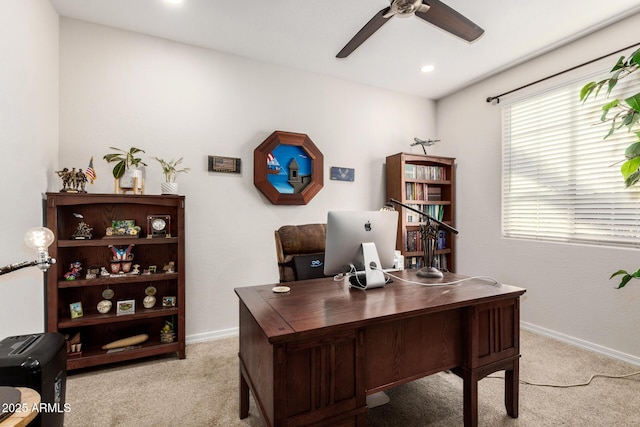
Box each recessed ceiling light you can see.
[420,65,435,73]
[164,0,183,5]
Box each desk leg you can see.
[240,367,249,419]
[462,371,478,427]
[505,359,519,418]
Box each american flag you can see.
[85,156,96,184]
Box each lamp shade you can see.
[24,227,55,251]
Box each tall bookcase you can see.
[385,153,456,272]
[45,193,185,370]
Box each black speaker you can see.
[0,332,67,427]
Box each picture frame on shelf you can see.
[117,299,135,315]
[70,302,83,319]
[162,296,176,308]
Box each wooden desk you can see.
[0,388,40,427]
[236,270,526,426]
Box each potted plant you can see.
[103,147,147,192]
[580,47,640,287]
[153,157,190,194]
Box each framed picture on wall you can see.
[253,131,324,205]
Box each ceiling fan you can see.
[336,0,484,58]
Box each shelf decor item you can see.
[116,299,135,316]
[69,302,83,319]
[147,215,171,238]
[254,130,324,205]
[103,147,147,194]
[153,157,190,194]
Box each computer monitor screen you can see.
[323,210,399,284]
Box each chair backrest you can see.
[274,223,326,282]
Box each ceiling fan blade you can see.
[415,0,484,42]
[336,7,393,58]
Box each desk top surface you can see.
[236,270,525,343]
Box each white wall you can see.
[0,1,59,339]
[437,12,640,361]
[58,18,436,341]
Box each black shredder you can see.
[0,332,67,427]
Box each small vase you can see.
[161,182,179,195]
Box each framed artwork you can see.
[330,167,355,182]
[162,296,176,307]
[208,156,241,174]
[117,299,135,315]
[70,302,83,319]
[254,131,324,205]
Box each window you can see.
[502,73,640,247]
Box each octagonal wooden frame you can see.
[254,130,324,205]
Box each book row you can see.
[405,182,442,201]
[404,204,444,222]
[405,229,448,252]
[404,164,446,180]
[404,254,449,271]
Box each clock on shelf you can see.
[147,215,171,238]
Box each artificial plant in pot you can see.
[580,47,640,287]
[154,157,190,194]
[103,147,147,192]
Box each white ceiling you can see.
[50,0,640,99]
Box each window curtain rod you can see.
[486,41,640,104]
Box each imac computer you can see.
[324,210,399,289]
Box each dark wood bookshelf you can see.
[385,153,456,272]
[45,193,185,370]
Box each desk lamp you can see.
[387,198,458,278]
[0,227,56,276]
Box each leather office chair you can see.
[274,223,326,282]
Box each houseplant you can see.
[153,157,190,194]
[580,47,640,287]
[103,147,147,191]
[580,47,640,187]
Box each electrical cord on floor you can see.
[486,370,640,388]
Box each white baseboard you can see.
[521,321,640,367]
[186,327,238,344]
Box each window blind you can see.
[502,75,640,247]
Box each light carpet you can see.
[64,330,640,426]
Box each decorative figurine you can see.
[64,261,83,280]
[160,320,175,343]
[109,244,134,261]
[132,264,141,275]
[100,267,110,277]
[71,213,93,240]
[162,261,175,273]
[55,167,90,193]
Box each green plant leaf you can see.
[624,93,640,112]
[617,274,632,288]
[580,82,596,101]
[610,270,629,279]
[624,141,640,159]
[611,55,626,72]
[631,48,640,67]
[621,157,640,179]
[112,162,126,179]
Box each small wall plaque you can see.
[208,156,241,174]
[330,167,355,182]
